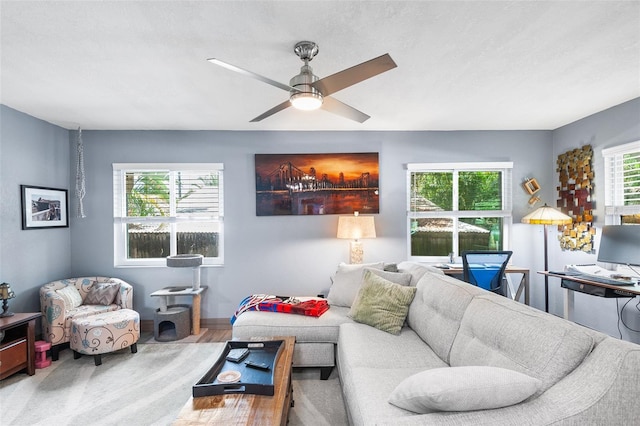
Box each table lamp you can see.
[521,204,572,312]
[337,212,376,264]
[0,282,16,317]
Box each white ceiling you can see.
[1,1,639,131]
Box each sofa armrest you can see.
[533,337,640,424]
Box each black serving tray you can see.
[192,339,284,397]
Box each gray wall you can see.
[67,129,552,322]
[549,98,640,342]
[0,105,72,315]
[1,98,638,343]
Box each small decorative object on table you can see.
[0,282,16,318]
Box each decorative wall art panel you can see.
[255,152,379,216]
[556,145,595,252]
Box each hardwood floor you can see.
[140,327,232,343]
[196,328,233,342]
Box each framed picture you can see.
[21,185,69,230]
[255,152,379,216]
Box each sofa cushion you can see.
[84,282,121,305]
[56,285,83,309]
[406,270,486,364]
[450,295,595,395]
[328,262,412,308]
[348,270,417,335]
[397,261,445,286]
[337,322,447,371]
[232,304,353,344]
[388,366,542,413]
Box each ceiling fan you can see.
[207,41,397,123]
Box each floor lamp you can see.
[521,204,572,312]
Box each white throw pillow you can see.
[327,262,412,308]
[388,366,542,413]
[56,285,83,309]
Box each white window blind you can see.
[113,163,224,267]
[602,141,640,218]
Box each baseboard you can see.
[141,318,231,333]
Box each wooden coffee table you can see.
[173,336,295,425]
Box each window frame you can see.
[406,162,513,262]
[602,140,640,224]
[113,163,224,267]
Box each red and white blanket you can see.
[230,294,330,325]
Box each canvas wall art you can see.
[255,152,379,216]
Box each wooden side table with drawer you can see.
[0,312,41,380]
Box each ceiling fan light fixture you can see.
[290,91,323,110]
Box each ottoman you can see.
[70,309,140,366]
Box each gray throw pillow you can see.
[388,366,542,413]
[327,262,385,307]
[84,282,121,305]
[348,269,417,335]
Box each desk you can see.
[150,286,208,335]
[539,272,640,320]
[442,266,530,305]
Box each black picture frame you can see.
[21,185,69,230]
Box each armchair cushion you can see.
[84,282,121,305]
[56,285,83,309]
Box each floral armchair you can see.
[39,277,133,360]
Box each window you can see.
[603,141,640,224]
[407,162,513,261]
[113,163,223,267]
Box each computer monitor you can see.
[597,225,640,267]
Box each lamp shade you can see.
[0,282,15,300]
[337,214,376,240]
[521,204,572,225]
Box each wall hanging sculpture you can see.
[556,145,595,252]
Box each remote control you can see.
[245,361,270,371]
[226,348,250,363]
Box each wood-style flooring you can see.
[194,328,233,342]
[140,328,232,343]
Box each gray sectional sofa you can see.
[232,262,640,425]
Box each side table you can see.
[150,286,208,335]
[0,312,41,380]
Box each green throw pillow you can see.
[348,269,417,335]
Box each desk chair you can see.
[462,251,513,297]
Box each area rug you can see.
[0,343,348,425]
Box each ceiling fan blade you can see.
[207,58,296,93]
[249,100,292,122]
[313,53,397,96]
[321,97,370,123]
